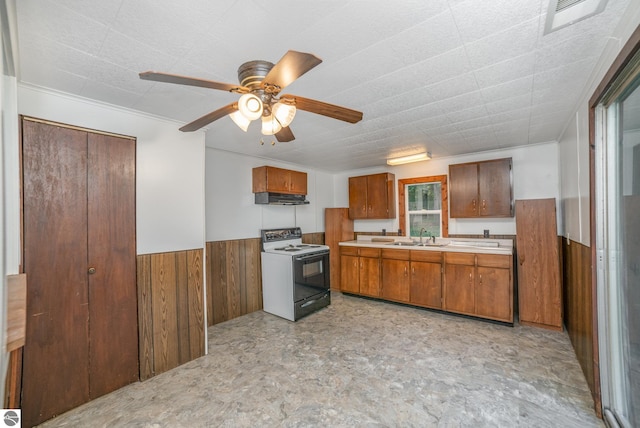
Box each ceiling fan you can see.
[139,50,363,142]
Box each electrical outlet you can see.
[483,229,489,238]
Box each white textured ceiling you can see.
[15,0,632,171]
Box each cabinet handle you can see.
[412,267,415,275]
[479,274,482,284]
[469,273,472,284]
[404,266,408,276]
[482,199,486,210]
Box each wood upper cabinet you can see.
[348,172,396,219]
[515,198,562,330]
[449,158,513,218]
[252,166,307,195]
[381,249,410,302]
[444,252,513,323]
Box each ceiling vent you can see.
[544,0,608,34]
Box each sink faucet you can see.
[419,228,426,244]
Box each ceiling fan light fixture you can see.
[272,102,296,128]
[237,93,263,121]
[261,114,282,135]
[229,110,251,132]
[386,152,431,165]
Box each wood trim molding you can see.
[397,175,449,237]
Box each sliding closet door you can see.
[22,121,90,426]
[21,119,138,427]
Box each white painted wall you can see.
[17,86,206,255]
[205,148,334,241]
[333,142,560,236]
[557,1,640,246]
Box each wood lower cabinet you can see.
[410,250,443,309]
[444,252,513,323]
[340,247,380,297]
[443,253,476,314]
[340,245,512,323]
[381,249,410,302]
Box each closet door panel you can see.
[22,121,90,427]
[87,133,138,399]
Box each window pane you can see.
[409,213,440,237]
[408,183,441,211]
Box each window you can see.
[398,175,448,238]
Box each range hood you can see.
[254,192,310,205]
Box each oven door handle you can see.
[301,299,316,308]
[294,252,328,262]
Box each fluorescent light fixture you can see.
[386,152,431,165]
[229,110,251,132]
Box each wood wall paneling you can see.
[137,248,205,380]
[562,238,596,407]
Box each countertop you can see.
[339,235,513,255]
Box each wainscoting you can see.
[562,238,598,412]
[137,248,205,380]
[206,233,325,326]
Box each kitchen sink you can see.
[387,241,445,247]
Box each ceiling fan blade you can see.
[261,51,322,92]
[275,126,295,142]
[179,103,238,132]
[281,95,363,123]
[140,71,247,93]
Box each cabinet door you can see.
[340,255,360,293]
[444,263,475,314]
[289,170,307,194]
[267,166,291,193]
[381,259,410,302]
[449,163,479,218]
[348,176,368,219]
[478,158,512,217]
[367,173,392,219]
[475,267,512,322]
[410,261,442,309]
[360,256,381,297]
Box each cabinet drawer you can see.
[444,252,475,265]
[411,250,442,263]
[476,254,511,268]
[340,246,359,256]
[359,247,381,258]
[381,248,409,260]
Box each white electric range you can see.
[260,227,331,321]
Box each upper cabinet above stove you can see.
[253,166,307,195]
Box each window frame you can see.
[398,175,448,238]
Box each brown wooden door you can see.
[444,263,475,315]
[381,259,410,302]
[348,176,368,219]
[22,122,90,427]
[475,266,511,322]
[22,119,138,427]
[479,158,512,217]
[340,255,360,293]
[87,133,138,398]
[410,261,442,309]
[359,256,381,297]
[449,163,478,217]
